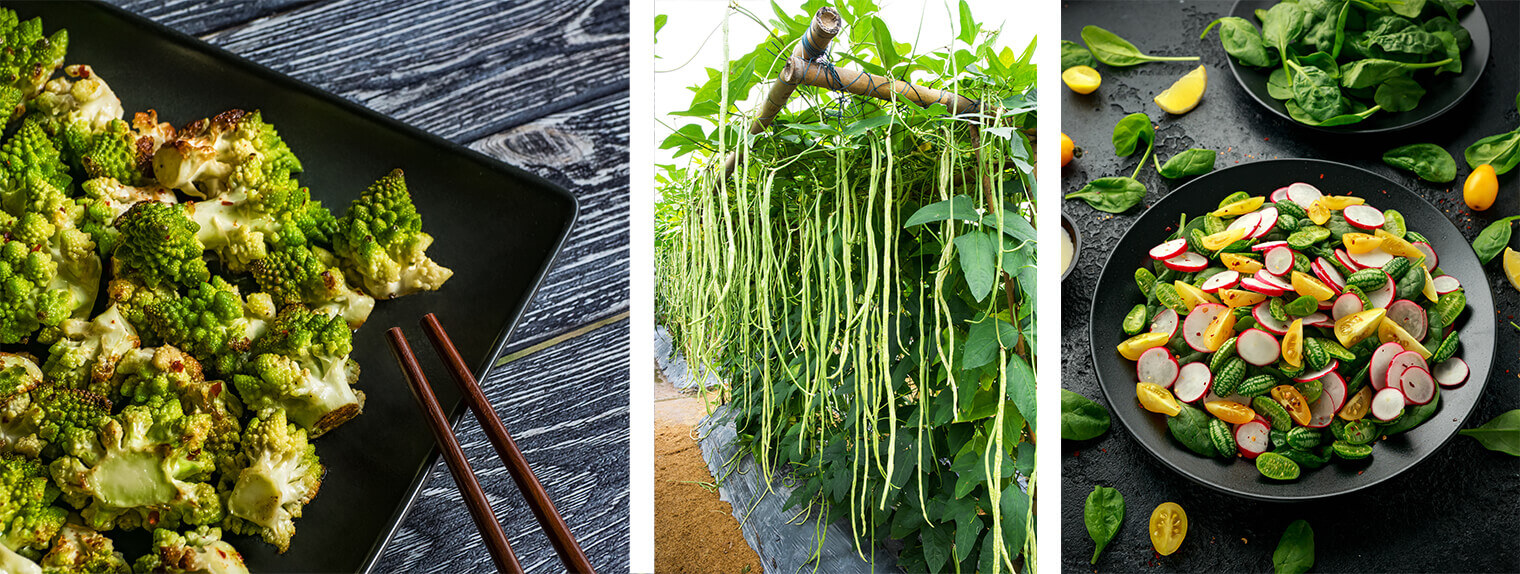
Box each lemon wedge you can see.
[1155,65,1207,115]
[1504,247,1520,293]
[1063,66,1101,94]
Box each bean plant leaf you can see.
[1007,354,1036,429]
[1084,485,1124,564]
[1112,112,1154,156]
[921,523,952,573]
[1065,177,1146,214]
[1472,216,1520,265]
[1157,149,1217,179]
[963,320,999,370]
[983,209,1035,242]
[954,231,998,302]
[1062,40,1095,70]
[906,196,981,226]
[1273,520,1315,574]
[957,0,979,45]
[1383,143,1455,182]
[1061,389,1111,440]
[1464,130,1520,175]
[871,17,900,70]
[1459,409,1520,455]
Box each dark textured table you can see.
[100,1,631,572]
[1062,1,1519,571]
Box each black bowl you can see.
[1088,159,1495,501]
[1062,211,1081,282]
[1225,0,1490,134]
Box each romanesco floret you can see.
[111,201,209,291]
[153,110,300,200]
[76,177,176,262]
[221,409,320,554]
[108,347,243,488]
[0,455,67,562]
[333,169,452,299]
[232,306,363,437]
[249,241,374,330]
[141,278,267,377]
[36,523,130,574]
[42,304,139,394]
[0,116,72,198]
[104,278,173,349]
[0,237,72,344]
[0,353,45,457]
[0,9,67,123]
[34,65,122,136]
[182,152,333,274]
[133,526,247,574]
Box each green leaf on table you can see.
[1065,177,1146,214]
[1472,216,1520,265]
[1383,143,1455,183]
[1081,25,1198,67]
[1061,389,1111,440]
[1062,40,1096,70]
[1465,130,1520,175]
[906,195,981,226]
[1459,409,1520,455]
[1273,520,1315,574]
[1084,485,1124,564]
[1112,112,1154,156]
[1157,149,1217,179]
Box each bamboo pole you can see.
[782,58,980,115]
[718,7,842,178]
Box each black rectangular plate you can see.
[9,2,579,572]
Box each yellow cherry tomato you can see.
[1201,227,1249,251]
[1062,133,1075,167]
[1465,164,1498,211]
[1271,385,1312,427]
[1219,288,1267,308]
[1149,502,1188,556]
[1205,400,1256,425]
[1374,228,1422,258]
[1342,232,1383,255]
[1118,332,1172,361]
[1378,316,1432,359]
[1334,308,1386,348]
[1137,383,1183,416]
[1307,200,1332,225]
[1210,196,1265,217]
[1340,386,1372,421]
[1282,318,1304,367]
[1221,252,1264,274]
[1291,271,1336,302]
[1318,195,1365,210]
[1173,281,1220,311]
[1201,309,1237,352]
[1062,65,1102,94]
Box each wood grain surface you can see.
[105,1,632,572]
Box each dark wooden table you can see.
[102,1,631,572]
[1062,1,1518,571]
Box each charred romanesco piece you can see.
[249,240,374,330]
[109,347,244,490]
[333,169,452,299]
[36,523,130,573]
[133,526,247,574]
[183,151,338,274]
[0,9,67,123]
[153,110,300,200]
[142,277,271,377]
[221,410,321,554]
[41,305,140,394]
[0,353,45,457]
[0,352,114,462]
[112,201,209,291]
[34,65,122,135]
[232,306,363,437]
[0,454,68,573]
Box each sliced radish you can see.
[1138,347,1180,387]
[1343,205,1385,230]
[1366,272,1395,309]
[1251,240,1289,253]
[1165,252,1209,272]
[1334,248,1362,271]
[1369,342,1404,391]
[1227,212,1262,234]
[1286,182,1324,209]
[1411,242,1438,272]
[1294,360,1339,382]
[1183,304,1228,352]
[1322,371,1347,411]
[1312,258,1346,291]
[1265,246,1294,275]
[1150,308,1179,338]
[1371,387,1406,421]
[1385,351,1428,395]
[1432,275,1462,294]
[1151,238,1189,260]
[1386,300,1427,341]
[1398,366,1435,406]
[1255,270,1292,291]
[1173,363,1212,402]
[1200,270,1242,293]
[1306,391,1336,428]
[1252,302,1289,335]
[1301,312,1331,328]
[1270,186,1291,203]
[1347,247,1393,269]
[1432,358,1469,388]
[1251,207,1279,238]
[1235,420,1271,458]
[1241,276,1286,297]
[1331,293,1362,321]
[1318,299,1337,311]
[1236,328,1281,366]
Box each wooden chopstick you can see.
[385,328,524,574]
[420,313,596,574]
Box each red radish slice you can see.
[1398,366,1435,405]
[1372,387,1406,421]
[1301,312,1331,328]
[1165,252,1209,272]
[1252,240,1289,253]
[1265,246,1294,275]
[1334,248,1361,271]
[1433,358,1469,388]
[1385,351,1428,394]
[1366,272,1395,309]
[1173,363,1212,402]
[1432,275,1462,294]
[1227,212,1262,234]
[1318,299,1336,311]
[1306,391,1336,428]
[1386,300,1428,340]
[1182,304,1228,352]
[1255,270,1292,291]
[1286,182,1324,209]
[1411,242,1438,272]
[1235,420,1271,458]
[1150,308,1179,338]
[1200,270,1242,293]
[1270,187,1291,203]
[1347,246,1393,269]
[1137,347,1180,388]
[1321,371,1347,411]
[1312,258,1346,290]
[1251,207,1279,238]
[1241,276,1286,297]
[1331,293,1362,321]
[1236,328,1281,366]
[1370,342,1404,391]
[1151,238,1188,260]
[1343,205,1385,230]
[1294,360,1339,382]
[1252,302,1289,335]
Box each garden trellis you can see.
[655,2,1036,572]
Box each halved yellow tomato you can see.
[1307,201,1332,225]
[1378,317,1432,359]
[1118,332,1172,361]
[1174,281,1220,311]
[1342,232,1383,255]
[1334,308,1386,347]
[1271,385,1312,426]
[1221,252,1264,274]
[1374,228,1423,258]
[1138,383,1182,416]
[1149,502,1188,556]
[1219,288,1267,308]
[1205,400,1256,425]
[1202,309,1237,351]
[1211,196,1265,217]
[1201,227,1249,251]
[1318,195,1365,210]
[1421,266,1438,302]
[1340,386,1372,421]
[1282,318,1304,367]
[1291,271,1335,302]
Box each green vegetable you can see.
[1156,149,1217,179]
[1471,216,1520,265]
[1253,396,1293,431]
[1168,403,1217,457]
[1284,295,1318,317]
[1459,410,1520,456]
[1066,177,1146,214]
[1382,393,1441,435]
[1464,129,1520,175]
[1383,143,1455,182]
[1122,304,1148,335]
[1112,112,1153,156]
[1062,40,1096,70]
[1332,440,1373,459]
[1255,451,1301,480]
[1081,25,1199,67]
[1209,418,1237,459]
[1272,520,1315,574]
[1339,58,1452,89]
[1382,209,1407,237]
[1061,389,1112,440]
[1201,17,1276,67]
[1085,485,1124,564]
[1374,77,1426,112]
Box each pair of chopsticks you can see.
[387,314,595,574]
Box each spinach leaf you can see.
[1389,0,1427,19]
[1423,16,1472,50]
[1430,30,1463,75]
[1084,485,1124,564]
[1287,60,1346,122]
[1382,143,1455,182]
[1060,389,1111,440]
[1066,177,1146,213]
[1296,51,1340,78]
[1062,40,1096,70]
[1112,112,1154,156]
[1464,130,1520,175]
[1374,76,1426,112]
[1261,3,1311,52]
[1156,149,1217,179]
[1459,409,1520,455]
[1339,58,1452,89]
[1382,392,1440,434]
[1167,403,1217,456]
[1286,100,1380,126]
[1081,25,1199,67]
[1202,17,1276,67]
[1365,22,1441,55]
[1471,216,1520,265]
[1273,520,1315,574]
[1267,68,1294,100]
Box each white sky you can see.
[653,0,1032,168]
